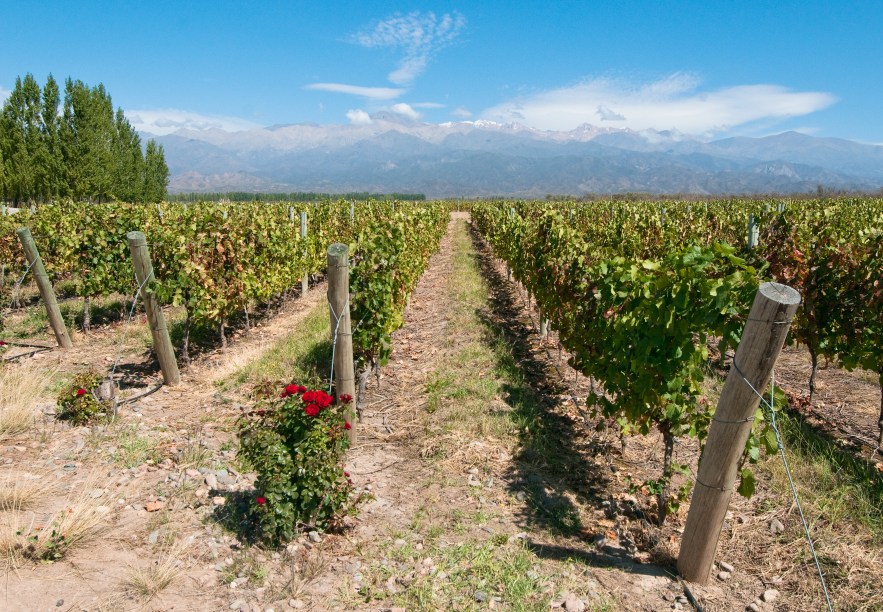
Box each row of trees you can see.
[0,73,168,204]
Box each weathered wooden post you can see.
[506,207,514,281]
[300,212,309,295]
[16,227,72,348]
[126,231,180,386]
[747,214,758,249]
[678,282,800,584]
[327,244,357,444]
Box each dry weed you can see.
[123,539,190,600]
[0,361,54,437]
[0,473,50,512]
[9,471,110,563]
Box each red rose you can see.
[302,390,317,403]
[282,383,299,398]
[76,388,87,397]
[339,394,353,404]
[315,392,333,409]
[305,403,320,417]
[0,341,6,346]
[343,471,350,477]
[344,421,352,430]
[256,496,266,505]
[297,385,306,394]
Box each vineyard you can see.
[0,198,881,611]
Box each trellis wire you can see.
[732,360,834,612]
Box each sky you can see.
[1,1,882,142]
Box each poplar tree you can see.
[143,140,169,203]
[1,73,169,203]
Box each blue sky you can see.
[1,1,881,142]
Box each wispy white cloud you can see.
[482,73,837,136]
[390,102,421,120]
[411,102,445,109]
[306,82,405,100]
[353,11,466,85]
[451,106,472,119]
[346,109,373,125]
[126,108,262,136]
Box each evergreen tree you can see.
[39,74,64,199]
[112,108,144,202]
[143,140,169,202]
[0,74,44,203]
[61,79,115,201]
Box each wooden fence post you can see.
[327,244,357,444]
[300,212,309,295]
[747,214,758,249]
[126,231,180,386]
[678,281,800,583]
[16,227,72,348]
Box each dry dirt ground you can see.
[1,214,880,611]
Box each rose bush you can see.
[238,384,354,545]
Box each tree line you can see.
[0,73,168,205]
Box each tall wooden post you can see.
[327,244,356,444]
[16,227,72,348]
[300,212,308,295]
[678,282,800,583]
[126,231,180,386]
[747,214,758,249]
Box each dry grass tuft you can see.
[2,472,110,565]
[0,474,50,512]
[0,362,55,437]
[124,540,191,600]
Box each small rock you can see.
[515,491,528,502]
[205,473,219,489]
[56,600,64,607]
[229,601,245,610]
[422,557,434,567]
[185,468,201,478]
[761,589,779,603]
[564,593,586,612]
[148,530,160,544]
[662,593,675,602]
[717,571,731,581]
[719,561,735,573]
[144,500,165,512]
[308,531,321,543]
[676,596,688,604]
[468,467,480,475]
[671,604,683,611]
[769,518,785,534]
[474,590,488,602]
[288,599,304,609]
[394,538,406,547]
[747,604,760,612]
[213,496,226,506]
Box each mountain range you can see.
[149,113,883,197]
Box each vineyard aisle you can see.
[298,214,677,610]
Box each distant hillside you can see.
[149,115,883,197]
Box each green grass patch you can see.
[220,301,331,391]
[761,411,883,543]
